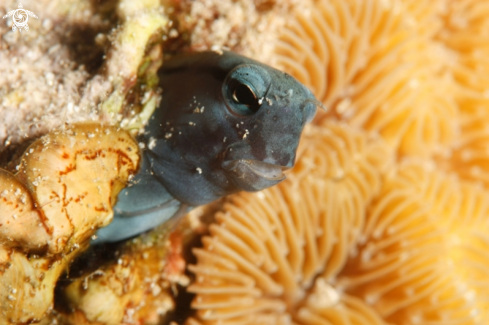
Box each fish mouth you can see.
[222,159,289,192]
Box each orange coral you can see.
[436,1,489,187]
[185,1,489,325]
[3,0,489,324]
[0,123,139,324]
[272,0,457,157]
[340,162,489,324]
[187,123,392,324]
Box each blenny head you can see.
[142,51,320,206]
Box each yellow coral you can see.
[3,0,489,324]
[0,123,139,324]
[436,1,489,187]
[15,123,140,253]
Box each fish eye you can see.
[223,64,271,116]
[231,82,260,113]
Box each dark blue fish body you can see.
[95,51,319,243]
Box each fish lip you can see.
[222,159,289,181]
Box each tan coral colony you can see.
[0,123,139,324]
[3,0,489,324]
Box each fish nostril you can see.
[277,156,295,170]
[269,151,296,170]
[284,160,294,169]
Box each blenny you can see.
[95,51,321,243]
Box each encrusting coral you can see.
[0,0,110,152]
[55,218,199,325]
[3,0,489,324]
[0,123,139,324]
[0,0,168,155]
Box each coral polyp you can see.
[187,123,392,324]
[272,0,457,157]
[3,0,489,324]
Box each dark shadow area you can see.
[53,241,123,313]
[59,0,119,75]
[60,24,108,74]
[0,138,35,170]
[163,232,201,324]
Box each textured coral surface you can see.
[186,0,489,324]
[0,124,139,324]
[2,0,489,325]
